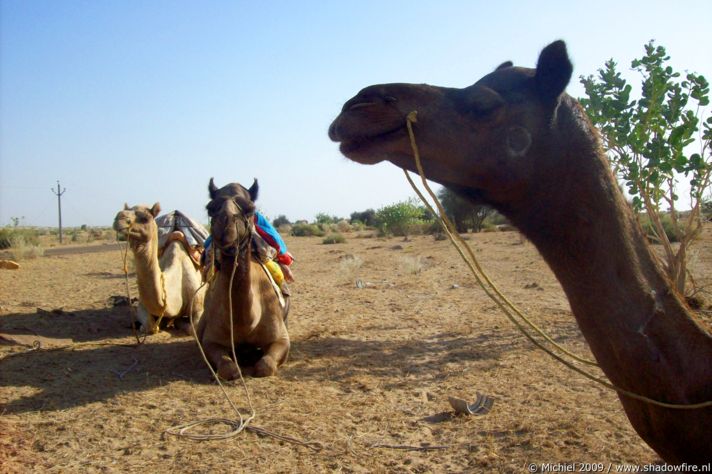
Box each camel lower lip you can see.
[338,126,405,156]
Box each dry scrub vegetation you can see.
[1,225,711,472]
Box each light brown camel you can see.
[197,179,290,378]
[113,203,206,334]
[329,40,712,464]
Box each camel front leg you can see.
[137,304,159,334]
[254,337,290,377]
[201,340,241,381]
[189,291,205,334]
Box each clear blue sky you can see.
[1,0,710,227]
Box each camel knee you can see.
[261,339,290,373]
[217,354,240,381]
[254,355,278,377]
[137,307,159,334]
[174,318,196,337]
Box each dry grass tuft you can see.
[8,236,45,260]
[401,255,425,274]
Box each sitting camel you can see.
[113,203,206,334]
[197,178,290,378]
[329,41,712,464]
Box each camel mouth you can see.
[113,222,130,238]
[336,125,406,163]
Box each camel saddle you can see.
[155,210,209,269]
[159,231,203,268]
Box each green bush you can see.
[315,213,341,225]
[640,214,679,243]
[0,229,12,250]
[272,215,291,228]
[322,233,346,244]
[481,211,510,231]
[703,200,712,221]
[350,209,377,227]
[0,227,40,250]
[336,220,352,233]
[291,223,326,237]
[375,199,432,237]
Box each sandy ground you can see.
[1,225,710,473]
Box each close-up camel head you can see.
[329,40,574,210]
[206,178,258,255]
[113,203,162,243]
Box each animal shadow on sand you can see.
[1,306,138,343]
[287,322,586,390]
[0,307,211,414]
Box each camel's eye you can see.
[384,96,397,103]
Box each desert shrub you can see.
[322,233,346,244]
[481,211,510,231]
[315,213,341,225]
[272,215,291,228]
[350,209,377,227]
[6,234,44,260]
[401,255,425,274]
[339,254,363,272]
[437,187,494,232]
[336,220,352,233]
[703,200,712,221]
[87,228,106,242]
[0,228,13,250]
[376,199,432,237]
[640,213,679,243]
[277,223,292,235]
[291,223,325,237]
[580,40,710,294]
[0,228,40,250]
[350,221,366,232]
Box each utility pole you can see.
[52,180,66,243]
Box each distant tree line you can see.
[270,187,509,239]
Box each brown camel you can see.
[113,203,206,334]
[329,40,712,464]
[197,178,290,378]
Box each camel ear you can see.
[124,203,130,210]
[248,179,259,202]
[535,40,572,102]
[462,85,505,118]
[151,203,161,217]
[495,61,513,71]
[208,178,219,199]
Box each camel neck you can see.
[131,232,166,316]
[507,109,711,399]
[218,245,254,326]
